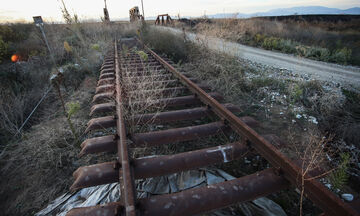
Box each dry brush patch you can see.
[0,17,137,215]
[173,40,358,214]
[120,48,177,158]
[182,17,360,65]
[0,20,137,143]
[0,77,109,215]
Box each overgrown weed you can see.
[0,5,138,215]
[0,19,136,142]
[0,77,102,215]
[141,27,360,215]
[142,25,189,63]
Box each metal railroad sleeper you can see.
[66,38,359,216]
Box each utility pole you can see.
[141,0,145,19]
[103,0,110,22]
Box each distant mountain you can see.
[207,6,360,19]
[342,7,360,14]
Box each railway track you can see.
[67,38,359,216]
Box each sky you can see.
[0,0,360,23]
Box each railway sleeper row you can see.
[66,38,359,216]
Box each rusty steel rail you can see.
[144,43,359,216]
[114,41,137,216]
[66,38,359,216]
[68,168,289,216]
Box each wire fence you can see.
[0,85,53,159]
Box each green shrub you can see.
[91,43,100,51]
[0,24,33,42]
[0,36,9,63]
[254,34,265,44]
[331,48,352,64]
[136,50,148,61]
[289,83,303,103]
[0,25,14,42]
[341,88,359,103]
[142,27,189,62]
[304,47,330,61]
[251,77,286,92]
[262,37,280,50]
[329,153,350,190]
[278,39,297,53]
[66,101,80,118]
[253,33,352,65]
[260,36,297,54]
[319,49,331,61]
[61,63,88,88]
[296,45,308,56]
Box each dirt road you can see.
[159,27,360,88]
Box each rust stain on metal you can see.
[90,102,115,116]
[144,42,358,216]
[114,41,136,216]
[66,38,358,216]
[72,142,249,189]
[67,168,288,216]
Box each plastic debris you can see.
[341,194,354,202]
[36,168,287,216]
[308,116,318,124]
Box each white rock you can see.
[326,154,332,161]
[296,114,302,119]
[308,116,318,124]
[325,183,332,189]
[280,112,284,115]
[292,120,296,123]
[341,194,354,202]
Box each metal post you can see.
[33,16,57,66]
[38,25,56,66]
[141,0,145,19]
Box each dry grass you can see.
[118,46,178,161]
[142,28,358,214]
[284,131,333,215]
[0,21,137,142]
[142,25,189,63]
[0,17,138,215]
[123,64,173,134]
[0,77,110,215]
